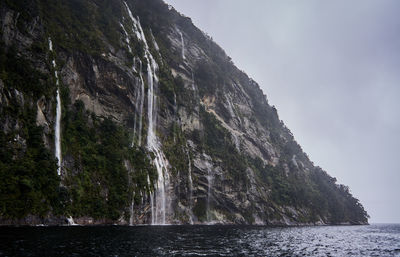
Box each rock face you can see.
[0,0,369,225]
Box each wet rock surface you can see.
[0,0,368,226]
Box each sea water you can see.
[0,224,399,256]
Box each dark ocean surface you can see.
[0,224,399,256]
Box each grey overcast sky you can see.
[163,0,400,223]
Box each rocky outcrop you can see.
[0,0,368,226]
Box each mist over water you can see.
[1,224,399,256]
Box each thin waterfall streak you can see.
[55,89,62,175]
[120,22,133,54]
[150,29,160,52]
[129,194,134,226]
[121,20,140,147]
[191,71,196,91]
[49,38,62,176]
[137,62,144,146]
[146,62,154,146]
[150,193,155,225]
[186,144,194,225]
[206,165,213,223]
[179,31,185,60]
[132,77,138,147]
[66,216,77,226]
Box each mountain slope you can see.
[0,0,368,225]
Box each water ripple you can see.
[0,224,399,256]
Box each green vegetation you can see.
[310,167,369,223]
[0,43,53,99]
[0,39,60,218]
[0,0,368,225]
[38,0,123,56]
[163,123,189,177]
[249,155,369,224]
[0,44,158,220]
[193,198,207,222]
[0,0,161,222]
[2,0,40,33]
[62,101,157,220]
[0,120,60,219]
[194,59,225,96]
[1,0,70,219]
[197,106,249,185]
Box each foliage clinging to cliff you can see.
[0,0,369,225]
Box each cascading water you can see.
[202,158,214,224]
[48,38,62,176]
[147,175,155,225]
[225,95,240,151]
[120,22,132,54]
[206,167,213,223]
[121,22,144,147]
[179,31,185,60]
[124,2,170,225]
[121,21,145,224]
[186,144,194,224]
[188,160,193,207]
[150,29,160,52]
[191,69,200,114]
[67,216,77,226]
[124,159,134,226]
[129,189,135,225]
[136,60,145,146]
[131,59,145,147]
[191,71,196,91]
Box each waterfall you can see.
[206,172,211,223]
[191,71,196,91]
[179,31,185,60]
[55,85,62,175]
[129,192,135,225]
[188,156,193,206]
[120,22,132,54]
[186,144,194,224]
[48,38,62,176]
[67,216,77,226]
[225,95,240,151]
[124,2,170,225]
[121,21,145,224]
[206,164,213,223]
[136,60,145,146]
[147,175,155,224]
[124,2,142,41]
[150,193,155,224]
[150,29,160,52]
[191,69,200,115]
[121,22,144,147]
[131,59,145,147]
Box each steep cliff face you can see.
[0,0,368,225]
